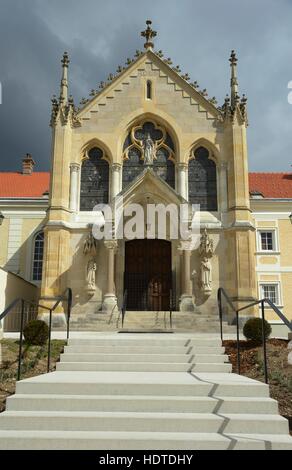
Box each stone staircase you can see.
[69,309,237,333]
[0,333,291,450]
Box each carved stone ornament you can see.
[143,133,156,165]
[83,231,97,256]
[86,258,97,292]
[200,257,212,293]
[199,229,214,294]
[199,228,214,258]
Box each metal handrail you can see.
[0,287,72,380]
[169,289,173,330]
[121,290,128,328]
[217,287,292,384]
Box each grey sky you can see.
[0,0,292,172]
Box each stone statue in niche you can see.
[86,258,97,292]
[83,231,97,256]
[200,257,212,293]
[199,228,214,258]
[199,229,214,294]
[143,133,155,165]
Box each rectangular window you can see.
[261,284,279,305]
[259,231,275,251]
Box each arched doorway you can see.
[124,239,172,311]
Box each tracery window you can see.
[188,146,217,211]
[80,147,109,211]
[32,231,44,281]
[122,121,175,189]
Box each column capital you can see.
[178,240,194,252]
[104,239,118,252]
[177,162,188,170]
[219,161,228,170]
[70,162,81,172]
[112,163,122,172]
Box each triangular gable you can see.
[77,50,222,121]
[116,167,186,207]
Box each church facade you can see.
[0,22,291,333]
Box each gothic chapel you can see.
[42,20,255,324]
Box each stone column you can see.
[69,163,80,212]
[102,240,118,312]
[179,245,194,312]
[219,161,228,213]
[177,163,188,200]
[111,164,122,200]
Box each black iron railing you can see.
[121,290,128,328]
[0,287,72,380]
[169,288,175,330]
[217,287,292,384]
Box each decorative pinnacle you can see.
[59,51,70,104]
[141,20,157,50]
[229,50,238,107]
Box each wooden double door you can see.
[124,239,172,311]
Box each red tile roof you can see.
[0,172,50,198]
[0,171,291,199]
[249,173,292,199]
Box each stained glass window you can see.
[80,147,109,211]
[188,146,217,211]
[122,121,175,189]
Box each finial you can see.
[61,51,70,68]
[141,20,157,50]
[181,73,190,81]
[172,65,181,73]
[59,51,70,104]
[229,49,238,107]
[229,50,237,67]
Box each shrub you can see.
[23,320,49,346]
[243,317,271,344]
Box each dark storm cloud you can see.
[1,0,292,171]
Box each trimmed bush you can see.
[23,320,49,346]
[243,317,272,344]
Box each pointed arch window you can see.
[32,231,44,281]
[122,120,175,189]
[188,146,217,211]
[80,147,109,211]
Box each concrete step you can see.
[5,394,219,413]
[59,353,229,364]
[0,430,291,450]
[0,411,288,435]
[6,394,279,414]
[56,362,233,373]
[64,345,226,354]
[215,396,279,414]
[0,411,224,432]
[222,414,289,435]
[15,371,270,397]
[67,338,223,347]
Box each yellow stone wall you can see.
[0,212,46,282]
[0,217,10,266]
[252,205,292,325]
